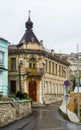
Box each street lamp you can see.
[77,44,80,119]
[43,60,46,103]
[19,59,23,92]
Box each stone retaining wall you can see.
[43,95,63,104]
[0,100,32,127]
[67,92,81,113]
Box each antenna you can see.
[28,10,31,19]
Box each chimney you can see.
[51,49,54,56]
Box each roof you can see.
[18,30,40,46]
[0,37,9,43]
[18,13,40,46]
[8,44,17,50]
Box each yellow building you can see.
[8,13,69,104]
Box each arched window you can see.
[29,58,36,69]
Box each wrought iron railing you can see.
[26,68,44,76]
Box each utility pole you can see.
[77,44,80,119]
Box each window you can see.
[0,73,2,91]
[29,58,36,69]
[10,80,16,94]
[55,84,58,95]
[52,62,54,74]
[55,64,57,75]
[52,83,55,94]
[0,51,4,65]
[49,61,51,73]
[62,67,66,78]
[45,81,48,93]
[62,66,63,77]
[59,65,61,76]
[45,60,47,72]
[11,58,16,70]
[49,82,51,94]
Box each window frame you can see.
[0,51,4,65]
[29,58,36,69]
[11,58,16,70]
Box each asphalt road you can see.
[0,102,81,130]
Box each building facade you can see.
[68,53,81,76]
[60,52,81,89]
[8,14,69,104]
[0,38,9,96]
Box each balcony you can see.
[0,65,8,72]
[26,68,44,76]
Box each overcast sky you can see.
[0,0,81,54]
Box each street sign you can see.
[64,93,69,100]
[64,80,70,87]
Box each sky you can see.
[0,0,81,54]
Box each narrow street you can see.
[0,102,81,130]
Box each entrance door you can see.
[10,80,16,94]
[29,81,36,101]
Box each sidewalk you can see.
[59,99,80,123]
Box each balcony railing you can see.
[26,68,44,76]
[0,64,8,71]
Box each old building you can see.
[59,52,81,90]
[0,37,9,96]
[8,13,69,104]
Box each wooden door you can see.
[10,80,16,94]
[29,81,36,101]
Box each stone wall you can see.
[43,94,63,104]
[67,92,81,113]
[0,100,32,127]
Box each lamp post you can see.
[43,60,46,103]
[77,44,80,119]
[19,59,23,92]
[64,80,70,116]
[19,63,21,92]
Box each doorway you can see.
[10,80,16,94]
[29,81,36,101]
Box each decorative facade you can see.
[0,38,9,96]
[8,13,69,104]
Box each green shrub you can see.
[26,97,32,101]
[8,94,16,99]
[16,91,28,99]
[23,92,28,98]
